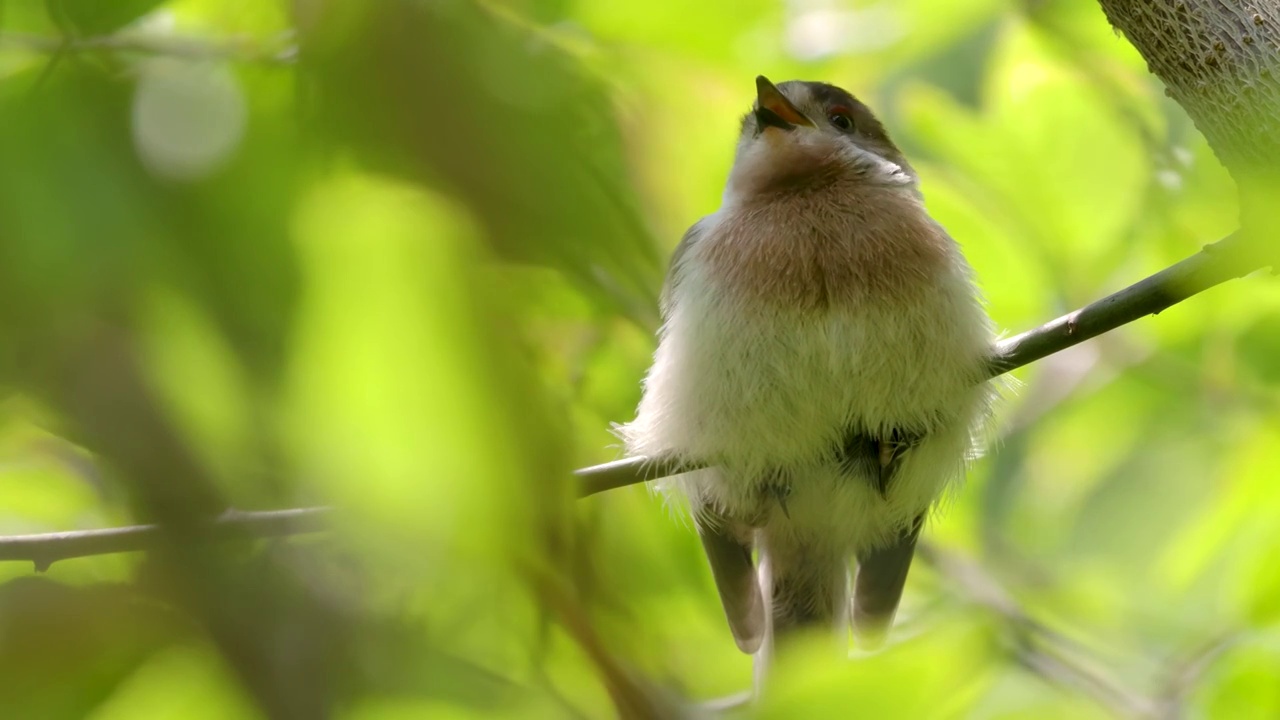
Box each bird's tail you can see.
[752,519,923,693]
[851,516,923,649]
[756,531,852,654]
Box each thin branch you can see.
[920,543,1160,718]
[576,457,690,497]
[576,232,1263,497]
[988,234,1255,373]
[1154,633,1237,719]
[0,507,330,571]
[1014,646,1156,719]
[0,31,297,64]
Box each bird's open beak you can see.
[755,76,813,131]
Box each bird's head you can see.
[727,76,916,201]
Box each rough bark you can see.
[1098,0,1280,252]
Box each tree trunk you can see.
[1098,0,1280,259]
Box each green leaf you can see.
[49,0,167,36]
[983,19,1148,285]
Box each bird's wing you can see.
[851,514,923,649]
[839,428,923,497]
[875,430,923,497]
[659,218,708,318]
[662,221,764,651]
[696,500,766,654]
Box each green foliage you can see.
[0,0,1273,717]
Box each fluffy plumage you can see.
[618,78,994,664]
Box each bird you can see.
[618,76,996,666]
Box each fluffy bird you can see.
[619,77,995,659]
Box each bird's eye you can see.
[828,109,854,131]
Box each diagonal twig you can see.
[920,543,1160,718]
[1153,633,1237,719]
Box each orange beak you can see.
[755,76,814,129]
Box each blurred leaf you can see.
[575,0,775,64]
[48,0,167,36]
[0,55,303,388]
[1236,312,1280,385]
[984,19,1147,288]
[300,0,662,325]
[166,0,290,34]
[1195,634,1280,719]
[915,158,1052,329]
[757,621,994,718]
[0,578,180,719]
[284,172,527,557]
[89,644,261,720]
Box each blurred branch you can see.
[699,691,753,713]
[0,507,329,572]
[0,31,297,64]
[1154,634,1237,719]
[576,232,1264,497]
[527,568,690,719]
[920,543,1161,718]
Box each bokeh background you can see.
[0,0,1275,717]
